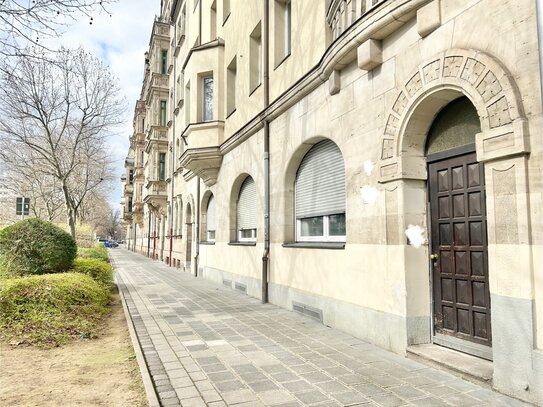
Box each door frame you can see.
[426,143,493,361]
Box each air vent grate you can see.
[234,282,247,293]
[292,301,323,322]
[222,279,232,287]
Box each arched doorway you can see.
[426,97,491,359]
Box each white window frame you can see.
[206,195,216,242]
[284,0,291,56]
[238,228,256,242]
[296,214,346,243]
[294,140,346,243]
[202,75,214,122]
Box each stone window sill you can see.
[282,242,345,250]
[228,241,257,247]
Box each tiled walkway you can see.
[111,249,529,407]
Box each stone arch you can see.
[282,136,345,242]
[379,48,528,182]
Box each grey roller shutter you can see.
[296,140,345,219]
[207,195,216,231]
[237,177,257,230]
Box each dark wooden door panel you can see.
[429,152,491,347]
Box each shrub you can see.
[0,273,110,346]
[72,258,113,289]
[77,243,109,262]
[0,219,77,277]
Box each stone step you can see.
[407,343,493,389]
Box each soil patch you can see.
[0,291,148,407]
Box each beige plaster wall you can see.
[268,0,330,101]
[130,0,543,381]
[190,0,543,332]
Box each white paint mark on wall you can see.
[360,185,379,205]
[405,224,425,248]
[363,160,374,176]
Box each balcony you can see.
[133,201,144,214]
[183,121,223,149]
[327,0,388,40]
[122,209,132,222]
[134,131,146,146]
[145,125,169,153]
[143,180,168,213]
[134,166,145,181]
[179,147,223,186]
[144,72,169,104]
[178,121,224,186]
[123,183,134,196]
[132,201,144,226]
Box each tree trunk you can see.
[61,182,77,238]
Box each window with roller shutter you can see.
[237,176,257,241]
[295,140,346,242]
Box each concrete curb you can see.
[115,269,160,407]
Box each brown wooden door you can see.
[428,152,491,347]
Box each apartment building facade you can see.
[121,0,543,403]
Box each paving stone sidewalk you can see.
[111,249,530,407]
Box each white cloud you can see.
[43,0,160,206]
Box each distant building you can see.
[121,1,543,404]
[0,163,18,226]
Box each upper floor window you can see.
[249,22,262,94]
[226,57,237,116]
[185,81,191,124]
[128,169,134,184]
[202,76,214,122]
[274,0,291,67]
[223,0,230,23]
[159,152,166,181]
[237,176,257,242]
[206,194,216,241]
[128,197,133,212]
[295,140,346,242]
[16,197,30,216]
[160,100,167,126]
[161,49,168,74]
[210,0,217,40]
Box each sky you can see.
[43,0,161,207]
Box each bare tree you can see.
[0,1,115,57]
[93,206,122,240]
[0,47,125,237]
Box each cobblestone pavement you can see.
[111,249,530,407]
